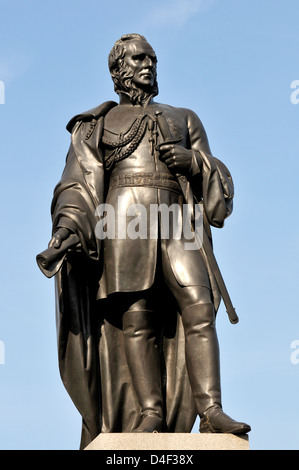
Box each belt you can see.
[109,172,183,195]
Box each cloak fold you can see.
[55,253,197,449]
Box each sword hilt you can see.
[155,111,183,149]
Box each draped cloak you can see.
[48,101,234,449]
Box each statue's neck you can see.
[118,92,154,107]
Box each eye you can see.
[132,54,146,61]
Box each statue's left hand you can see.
[159,144,192,175]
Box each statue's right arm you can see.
[49,118,104,260]
[49,141,81,249]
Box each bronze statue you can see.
[37,33,250,449]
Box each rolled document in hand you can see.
[36,234,80,278]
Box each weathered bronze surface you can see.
[37,34,250,449]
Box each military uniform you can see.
[98,103,211,297]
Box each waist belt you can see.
[109,172,183,195]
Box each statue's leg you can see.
[181,300,221,415]
[161,243,251,434]
[181,300,251,434]
[122,297,163,433]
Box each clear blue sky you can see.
[0,0,298,450]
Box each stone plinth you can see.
[85,433,249,451]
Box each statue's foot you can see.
[199,405,251,435]
[133,414,163,433]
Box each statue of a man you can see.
[38,33,250,448]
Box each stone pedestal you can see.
[85,433,249,451]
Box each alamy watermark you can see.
[95,197,203,250]
[0,81,5,104]
[0,341,5,364]
[290,340,299,365]
[290,80,299,104]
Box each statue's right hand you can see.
[48,227,72,249]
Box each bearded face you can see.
[109,35,159,105]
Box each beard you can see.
[112,65,159,106]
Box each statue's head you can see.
[108,33,158,105]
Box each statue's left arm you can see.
[185,109,234,228]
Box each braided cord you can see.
[105,117,148,170]
[102,115,145,148]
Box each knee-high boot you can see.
[182,302,251,434]
[182,302,222,416]
[122,309,163,432]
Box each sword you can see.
[155,111,238,324]
[202,227,239,324]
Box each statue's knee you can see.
[182,302,216,331]
[175,285,212,313]
[122,308,154,338]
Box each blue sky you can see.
[0,0,298,450]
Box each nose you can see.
[143,55,153,68]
